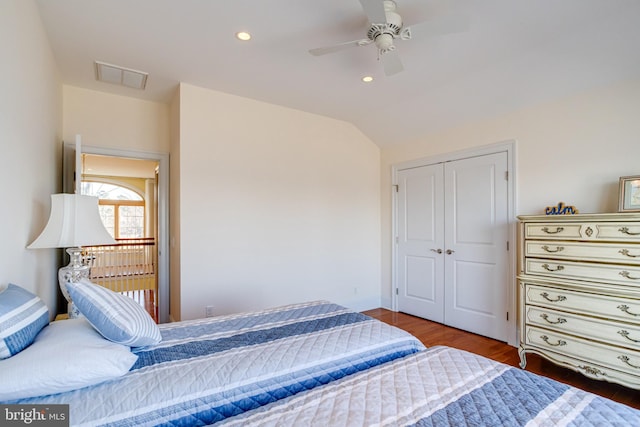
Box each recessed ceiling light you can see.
[362,76,374,83]
[236,31,251,41]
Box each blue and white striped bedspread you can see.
[18,301,425,426]
[220,346,640,427]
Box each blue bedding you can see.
[219,346,640,426]
[15,301,425,426]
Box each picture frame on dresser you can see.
[619,175,640,212]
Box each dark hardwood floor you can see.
[363,308,640,410]
[125,289,158,323]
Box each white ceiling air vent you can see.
[95,61,148,90]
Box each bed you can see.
[220,345,640,426]
[3,294,640,426]
[5,300,425,426]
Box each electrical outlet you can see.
[205,306,215,317]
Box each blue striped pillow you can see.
[0,284,49,359]
[67,279,161,347]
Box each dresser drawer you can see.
[525,326,640,377]
[525,258,640,286]
[595,223,640,241]
[524,283,640,324]
[525,241,640,265]
[524,222,640,242]
[524,223,582,240]
[525,305,640,349]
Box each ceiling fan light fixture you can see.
[375,33,395,51]
[309,0,468,77]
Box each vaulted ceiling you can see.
[36,0,640,147]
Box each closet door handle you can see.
[430,249,443,254]
[445,249,455,255]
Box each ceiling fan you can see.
[309,0,469,76]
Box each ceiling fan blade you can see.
[359,0,387,24]
[381,50,403,76]
[406,11,470,38]
[309,38,371,56]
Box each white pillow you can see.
[67,279,161,347]
[0,317,137,401]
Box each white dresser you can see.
[518,213,640,389]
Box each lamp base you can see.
[58,247,90,318]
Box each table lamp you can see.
[28,194,116,317]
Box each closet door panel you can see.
[443,152,509,341]
[397,164,445,322]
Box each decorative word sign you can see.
[545,202,579,215]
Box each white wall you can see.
[63,86,170,153]
[0,0,62,316]
[176,83,381,319]
[380,78,640,307]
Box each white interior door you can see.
[443,152,508,341]
[395,151,509,342]
[62,136,82,194]
[396,164,444,322]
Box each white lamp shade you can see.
[28,194,116,248]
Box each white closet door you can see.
[395,151,509,342]
[443,152,508,341]
[396,164,445,322]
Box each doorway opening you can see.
[81,154,160,322]
[63,143,170,323]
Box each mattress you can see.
[15,301,425,426]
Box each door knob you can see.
[446,249,455,255]
[430,249,443,254]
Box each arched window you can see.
[81,181,145,238]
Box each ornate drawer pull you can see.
[541,245,564,253]
[619,249,640,258]
[578,365,607,377]
[618,355,640,369]
[618,330,640,343]
[540,313,566,325]
[541,263,564,272]
[618,304,640,317]
[540,292,567,303]
[620,271,640,280]
[619,227,640,236]
[541,226,564,234]
[540,335,566,347]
